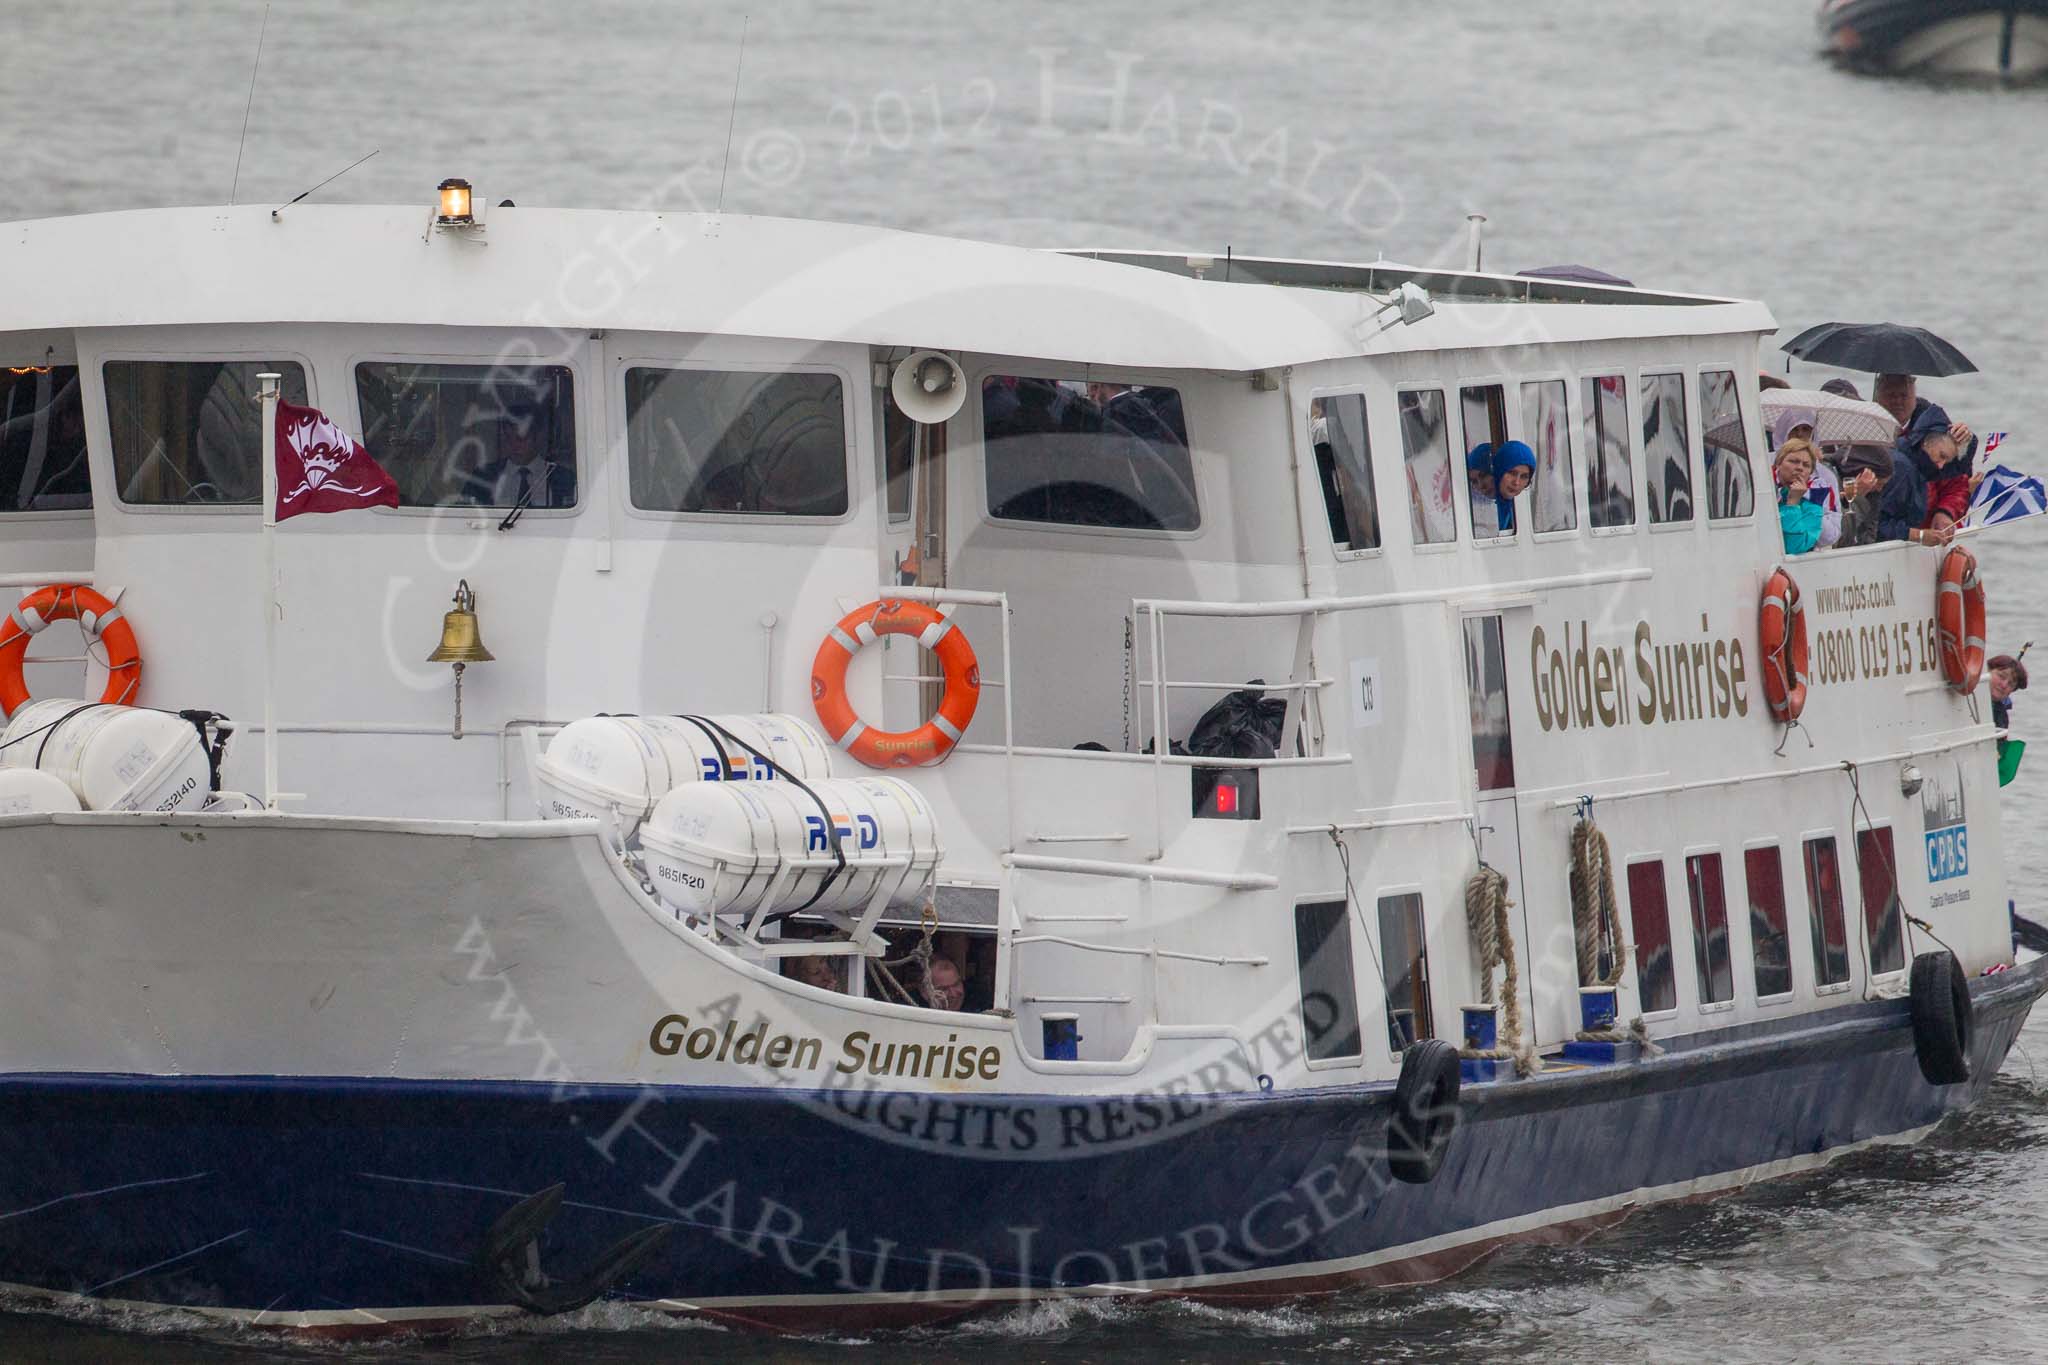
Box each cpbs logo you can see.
[1922,760,1970,883]
[805,813,880,853]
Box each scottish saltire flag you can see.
[1968,463,2046,526]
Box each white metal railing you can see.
[874,584,1015,850]
[0,571,93,588]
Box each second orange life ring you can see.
[1936,545,1986,695]
[0,584,142,718]
[1758,568,1809,724]
[812,599,981,768]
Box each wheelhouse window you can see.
[1310,394,1380,551]
[1685,852,1735,1006]
[1521,379,1576,532]
[982,376,1195,531]
[105,360,308,506]
[1293,899,1363,1062]
[1462,384,1511,540]
[1628,860,1677,1013]
[1641,372,1693,524]
[1376,893,1434,1051]
[355,363,576,510]
[1745,845,1794,998]
[1582,374,1634,529]
[1700,369,1755,520]
[0,365,91,511]
[1398,388,1456,545]
[626,368,847,517]
[1855,827,1907,976]
[1804,835,1851,987]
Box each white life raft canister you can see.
[639,774,942,919]
[534,714,834,824]
[0,768,82,816]
[0,699,211,813]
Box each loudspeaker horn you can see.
[890,350,966,425]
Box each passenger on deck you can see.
[1874,373,1975,536]
[1773,438,1825,555]
[1774,408,1844,549]
[922,956,967,1011]
[787,954,844,994]
[1490,440,1535,534]
[1820,377,1863,400]
[1466,442,1497,536]
[1991,654,2029,731]
[1833,446,1894,547]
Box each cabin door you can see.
[1462,613,1538,1036]
[874,367,950,727]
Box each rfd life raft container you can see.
[638,775,942,920]
[0,700,211,813]
[0,768,82,816]
[534,714,834,824]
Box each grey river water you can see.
[3,0,2048,1359]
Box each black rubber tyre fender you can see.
[1908,949,1973,1087]
[1387,1039,1462,1185]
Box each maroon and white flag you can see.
[274,400,400,521]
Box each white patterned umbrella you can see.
[1707,387,1899,452]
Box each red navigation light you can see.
[1214,779,1239,815]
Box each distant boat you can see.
[1819,0,2048,78]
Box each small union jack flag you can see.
[1984,432,2008,456]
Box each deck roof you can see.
[0,205,1775,370]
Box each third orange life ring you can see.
[1936,545,1986,695]
[811,599,981,768]
[0,584,141,719]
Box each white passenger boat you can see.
[0,189,2037,1334]
[1820,0,2048,78]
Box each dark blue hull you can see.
[2,961,2042,1333]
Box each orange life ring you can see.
[1936,545,1986,696]
[1758,568,1809,723]
[0,584,141,719]
[811,599,980,768]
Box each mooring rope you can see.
[1463,865,1539,1076]
[1567,802,1661,1055]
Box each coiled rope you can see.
[1568,802,1662,1056]
[1463,865,1539,1076]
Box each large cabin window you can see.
[1376,892,1434,1050]
[1745,845,1794,998]
[1855,827,1907,976]
[1521,379,1576,532]
[981,375,1195,531]
[356,363,577,509]
[1685,852,1735,1006]
[104,360,308,506]
[1700,369,1755,520]
[1310,393,1380,552]
[626,368,848,517]
[1582,374,1635,529]
[1462,384,1511,539]
[1627,859,1678,1013]
[1398,388,1456,545]
[1641,372,1693,524]
[1804,835,1852,988]
[1293,899,1363,1062]
[0,365,91,512]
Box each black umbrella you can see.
[1779,321,1977,377]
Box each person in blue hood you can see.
[1467,442,1498,535]
[1490,440,1536,534]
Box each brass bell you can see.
[428,579,495,664]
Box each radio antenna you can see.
[270,149,381,220]
[229,2,273,205]
[714,14,751,214]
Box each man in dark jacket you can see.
[1874,373,1974,541]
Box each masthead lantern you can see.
[435,178,475,226]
